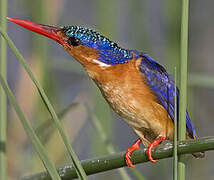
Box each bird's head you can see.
[8,18,133,74]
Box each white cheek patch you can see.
[93,59,111,67]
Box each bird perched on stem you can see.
[8,17,204,168]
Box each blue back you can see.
[131,50,197,138]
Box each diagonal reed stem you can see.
[0,74,61,180]
[0,28,87,180]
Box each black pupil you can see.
[67,37,80,46]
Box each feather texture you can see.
[131,49,197,138]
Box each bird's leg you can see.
[125,139,141,168]
[146,136,167,163]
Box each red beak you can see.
[7,17,64,45]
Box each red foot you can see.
[146,136,167,163]
[125,139,141,168]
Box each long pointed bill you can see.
[7,17,64,45]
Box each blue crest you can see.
[63,26,132,65]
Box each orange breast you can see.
[86,57,174,146]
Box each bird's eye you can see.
[67,36,80,46]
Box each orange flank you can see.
[84,56,174,144]
[63,39,175,148]
[65,44,175,165]
[65,43,175,151]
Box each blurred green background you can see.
[4,0,214,179]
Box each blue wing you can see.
[131,49,197,138]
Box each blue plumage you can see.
[133,50,197,138]
[63,26,132,65]
[62,25,197,138]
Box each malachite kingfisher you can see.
[8,17,204,168]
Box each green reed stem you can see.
[22,136,214,180]
[0,28,87,180]
[173,67,178,180]
[0,1,8,179]
[178,0,189,179]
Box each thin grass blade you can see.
[173,67,178,180]
[0,28,87,180]
[0,74,61,180]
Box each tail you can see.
[192,151,205,158]
[190,133,205,158]
[187,132,205,158]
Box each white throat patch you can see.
[93,59,111,67]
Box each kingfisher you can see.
[8,17,204,168]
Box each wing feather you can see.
[130,50,197,138]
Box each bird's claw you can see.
[125,151,136,168]
[146,136,167,163]
[125,139,141,168]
